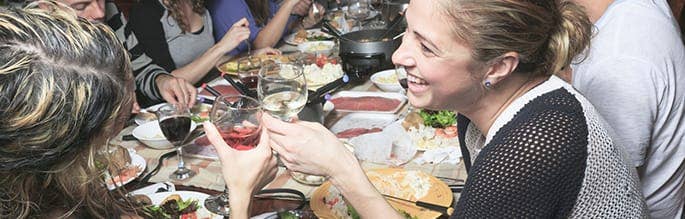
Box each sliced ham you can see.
[335,127,383,138]
[330,96,401,112]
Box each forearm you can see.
[170,45,227,84]
[253,3,296,49]
[329,156,402,219]
[228,189,252,219]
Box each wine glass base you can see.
[204,194,231,216]
[169,167,196,181]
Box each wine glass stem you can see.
[176,147,185,170]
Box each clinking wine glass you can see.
[156,103,196,180]
[204,95,262,216]
[257,60,308,122]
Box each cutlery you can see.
[382,194,454,216]
[307,74,350,104]
[201,83,222,97]
[220,73,257,98]
[138,150,178,186]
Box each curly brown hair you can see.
[0,2,140,218]
[164,0,207,33]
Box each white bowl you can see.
[370,69,402,92]
[297,41,335,56]
[132,121,198,150]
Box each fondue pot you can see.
[338,29,402,81]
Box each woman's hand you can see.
[263,115,357,178]
[203,121,278,194]
[302,3,325,28]
[291,0,312,16]
[253,47,282,56]
[217,18,251,52]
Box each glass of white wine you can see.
[257,60,308,121]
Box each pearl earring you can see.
[484,80,492,88]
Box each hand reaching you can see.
[155,74,196,108]
[291,0,313,17]
[203,121,278,193]
[263,115,357,177]
[217,18,251,52]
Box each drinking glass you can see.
[204,95,262,216]
[257,60,308,121]
[237,56,262,90]
[156,103,196,180]
[347,0,370,30]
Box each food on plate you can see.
[217,54,293,73]
[402,110,458,150]
[330,96,402,112]
[301,41,334,53]
[279,59,343,88]
[143,194,208,219]
[104,165,143,188]
[108,146,131,173]
[335,127,383,138]
[374,73,398,84]
[322,171,431,219]
[293,29,333,44]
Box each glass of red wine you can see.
[156,103,197,180]
[237,56,262,90]
[204,95,262,216]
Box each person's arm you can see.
[573,57,657,168]
[252,0,301,49]
[209,0,254,56]
[262,115,403,219]
[106,2,196,107]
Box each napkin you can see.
[413,147,462,165]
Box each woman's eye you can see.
[420,43,435,55]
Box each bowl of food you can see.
[297,41,336,56]
[132,121,198,150]
[370,69,402,92]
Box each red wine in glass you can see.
[220,126,261,150]
[159,115,192,145]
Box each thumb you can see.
[235,17,249,27]
[255,127,271,153]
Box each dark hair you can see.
[164,0,206,33]
[246,0,270,27]
[438,0,592,76]
[0,3,137,218]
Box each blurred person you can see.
[208,0,324,56]
[52,0,197,108]
[128,0,280,85]
[205,0,650,218]
[0,4,140,218]
[569,0,685,218]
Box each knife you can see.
[382,194,454,216]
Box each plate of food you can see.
[104,148,146,190]
[285,28,333,45]
[298,55,344,90]
[311,168,453,219]
[401,110,459,151]
[216,53,296,75]
[326,91,407,114]
[330,113,397,139]
[141,191,221,219]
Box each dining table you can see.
[113,38,467,219]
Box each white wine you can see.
[262,91,307,120]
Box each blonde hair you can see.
[438,0,591,76]
[0,2,138,218]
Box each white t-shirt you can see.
[571,0,685,218]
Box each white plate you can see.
[284,29,333,45]
[106,151,146,190]
[134,103,166,125]
[329,113,397,135]
[147,191,221,219]
[326,91,407,114]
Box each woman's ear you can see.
[482,52,520,87]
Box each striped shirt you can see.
[105,1,168,107]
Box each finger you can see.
[262,114,298,134]
[185,82,196,107]
[255,127,271,152]
[236,17,249,27]
[177,80,190,107]
[203,122,236,159]
[169,80,187,107]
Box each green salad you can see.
[418,109,457,128]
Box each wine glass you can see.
[347,0,370,30]
[156,103,196,180]
[204,95,262,216]
[237,56,262,90]
[257,60,308,122]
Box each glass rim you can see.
[214,94,262,111]
[258,62,304,80]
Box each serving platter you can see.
[326,91,407,114]
[216,54,296,76]
[310,168,453,219]
[284,28,333,45]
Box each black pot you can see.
[339,29,402,81]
